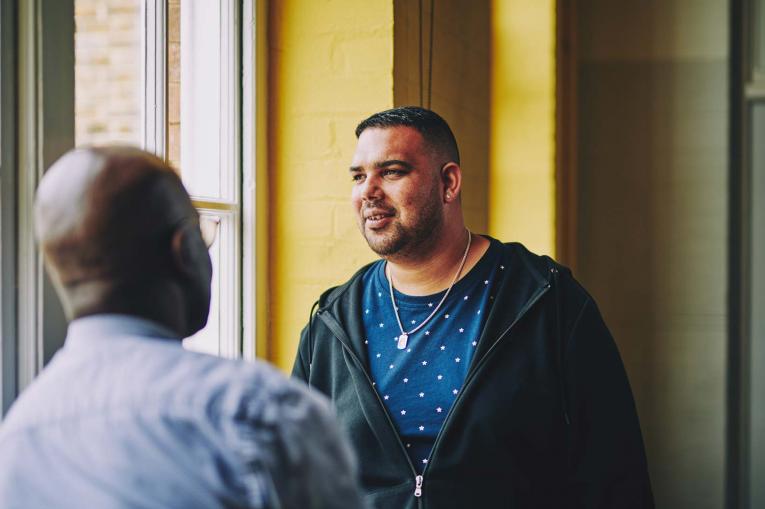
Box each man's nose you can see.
[360,175,383,201]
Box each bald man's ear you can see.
[169,222,209,278]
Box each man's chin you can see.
[363,231,405,257]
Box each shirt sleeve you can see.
[227,368,367,509]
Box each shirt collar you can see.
[65,314,181,350]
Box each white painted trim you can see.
[141,0,167,158]
[241,0,257,361]
[16,0,45,392]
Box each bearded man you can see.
[293,106,654,508]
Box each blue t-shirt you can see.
[362,238,503,472]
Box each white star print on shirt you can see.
[362,249,499,469]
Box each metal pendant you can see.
[397,333,408,350]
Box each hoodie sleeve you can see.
[292,323,311,383]
[564,297,654,508]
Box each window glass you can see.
[168,0,241,357]
[182,211,239,357]
[178,0,233,201]
[74,0,141,145]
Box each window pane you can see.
[166,0,236,201]
[183,211,239,357]
[74,0,141,146]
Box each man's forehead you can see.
[351,126,427,166]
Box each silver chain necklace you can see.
[386,230,472,350]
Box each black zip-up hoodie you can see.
[293,241,654,509]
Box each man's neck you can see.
[385,230,490,296]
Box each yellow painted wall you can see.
[268,0,394,370]
[490,0,556,256]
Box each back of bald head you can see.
[35,146,195,315]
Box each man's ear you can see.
[441,162,462,203]
[170,222,206,278]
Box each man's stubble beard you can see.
[361,187,444,258]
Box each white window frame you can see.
[1,0,260,416]
[15,0,73,395]
[141,0,257,360]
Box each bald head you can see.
[36,146,212,336]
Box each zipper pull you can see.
[414,475,423,497]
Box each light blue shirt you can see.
[0,315,364,509]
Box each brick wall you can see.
[74,0,141,147]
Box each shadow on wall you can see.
[574,2,729,508]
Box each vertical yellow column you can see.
[269,0,394,370]
[490,0,556,256]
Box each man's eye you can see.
[351,174,364,182]
[382,169,404,178]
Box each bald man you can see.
[0,147,365,509]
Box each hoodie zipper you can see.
[317,312,424,506]
[420,282,551,480]
[319,280,550,503]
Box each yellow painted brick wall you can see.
[490,0,556,256]
[268,0,394,370]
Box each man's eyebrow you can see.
[377,160,413,169]
[349,160,413,173]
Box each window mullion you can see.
[141,0,167,158]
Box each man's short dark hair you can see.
[355,106,460,165]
